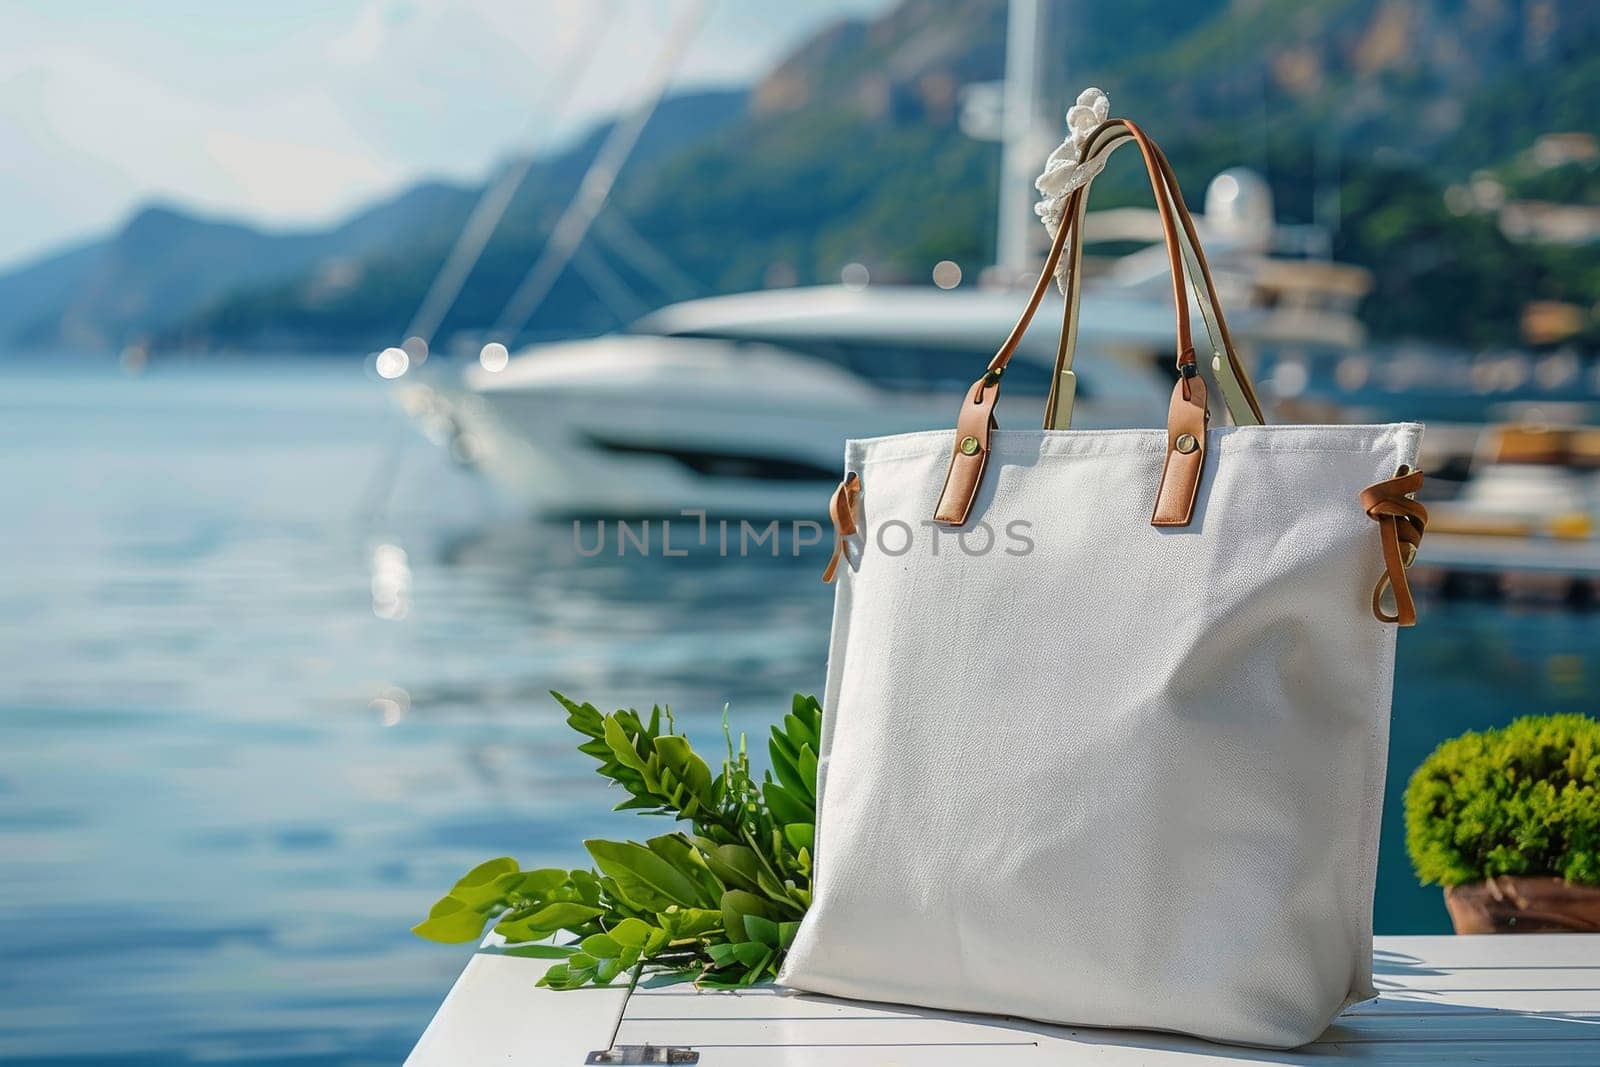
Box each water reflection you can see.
[416,518,832,712]
[0,364,832,1064]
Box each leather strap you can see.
[1147,140,1266,427]
[822,471,860,583]
[1046,132,1265,429]
[1360,467,1427,626]
[933,118,1250,528]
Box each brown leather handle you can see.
[981,120,1194,381]
[1145,138,1266,423]
[1045,131,1267,428]
[933,118,1224,529]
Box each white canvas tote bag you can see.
[780,119,1429,1048]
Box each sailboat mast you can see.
[995,0,1046,277]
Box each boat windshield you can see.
[679,334,1058,396]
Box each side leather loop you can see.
[1360,467,1428,626]
[822,471,861,583]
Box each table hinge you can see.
[585,1044,698,1064]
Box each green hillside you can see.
[3,0,1596,354]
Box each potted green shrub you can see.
[1405,713,1600,933]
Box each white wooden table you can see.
[408,935,1600,1065]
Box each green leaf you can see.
[743,914,781,948]
[493,901,605,942]
[780,717,812,757]
[769,695,822,803]
[693,838,764,893]
[497,868,567,901]
[639,969,700,989]
[452,857,519,892]
[731,941,770,968]
[701,938,776,984]
[566,869,603,906]
[561,951,604,987]
[769,742,809,799]
[798,746,819,795]
[595,875,650,920]
[595,950,639,985]
[657,906,722,941]
[504,943,578,959]
[782,823,815,852]
[552,691,604,738]
[654,734,714,789]
[412,904,493,943]
[580,933,622,958]
[752,859,791,904]
[555,939,639,986]
[720,888,776,942]
[586,839,710,911]
[762,782,812,826]
[425,894,469,919]
[646,834,724,903]
[604,716,655,784]
[791,693,821,727]
[605,917,661,950]
[445,857,520,911]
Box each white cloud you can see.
[0,42,402,232]
[0,0,893,270]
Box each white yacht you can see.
[399,284,1177,517]
[396,173,1370,518]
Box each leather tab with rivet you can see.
[933,376,1000,525]
[1150,371,1208,527]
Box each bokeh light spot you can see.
[376,347,409,380]
[479,342,510,373]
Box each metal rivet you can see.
[1175,433,1198,454]
[959,435,980,456]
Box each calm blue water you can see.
[1,360,1595,1064]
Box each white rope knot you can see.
[1034,87,1111,290]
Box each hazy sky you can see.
[0,0,893,271]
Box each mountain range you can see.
[2,0,1596,355]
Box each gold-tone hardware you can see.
[1175,433,1198,454]
[959,435,981,456]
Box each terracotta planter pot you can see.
[1444,875,1600,934]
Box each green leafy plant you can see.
[413,691,821,989]
[1405,713,1600,888]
